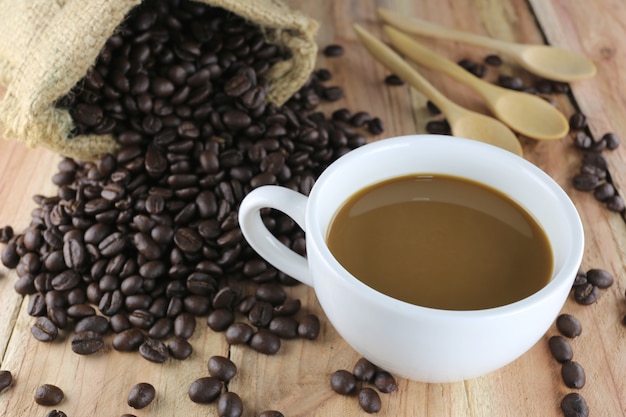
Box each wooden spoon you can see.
[353,24,523,156]
[383,25,569,140]
[378,7,596,82]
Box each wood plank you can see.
[0,0,625,416]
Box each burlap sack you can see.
[0,0,318,160]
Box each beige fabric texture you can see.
[0,0,318,160]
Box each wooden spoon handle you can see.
[377,7,514,53]
[353,24,465,122]
[383,25,500,102]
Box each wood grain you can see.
[1,0,625,416]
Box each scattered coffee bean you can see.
[268,316,299,339]
[113,328,145,352]
[188,377,222,404]
[31,316,58,342]
[258,411,285,417]
[384,74,405,86]
[297,314,320,340]
[594,182,615,201]
[45,411,68,417]
[605,195,625,212]
[249,330,281,355]
[34,384,64,406]
[569,112,587,130]
[373,370,397,393]
[561,392,589,417]
[602,132,620,150]
[127,382,156,409]
[548,335,573,363]
[585,268,613,288]
[573,283,599,305]
[225,322,254,345]
[358,387,382,413]
[0,370,12,392]
[425,119,451,135]
[497,74,524,90]
[166,337,192,360]
[353,358,377,382]
[71,331,105,355]
[139,338,169,363]
[323,44,344,57]
[330,370,357,395]
[208,355,237,382]
[556,314,582,338]
[217,392,244,417]
[484,54,503,66]
[561,361,586,389]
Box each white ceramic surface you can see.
[238,134,584,383]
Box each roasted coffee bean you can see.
[168,337,193,360]
[47,306,68,329]
[174,312,196,339]
[497,75,524,90]
[548,335,573,363]
[268,316,298,339]
[298,314,320,340]
[248,301,273,327]
[34,384,64,406]
[51,270,81,291]
[224,322,254,345]
[425,119,451,135]
[484,54,503,66]
[0,226,14,244]
[148,317,173,339]
[139,338,169,363]
[605,195,625,212]
[572,173,601,191]
[217,392,244,417]
[384,74,404,86]
[573,283,599,305]
[562,361,586,388]
[255,283,286,306]
[45,411,67,417]
[323,44,344,57]
[128,382,156,409]
[358,387,382,414]
[207,309,235,331]
[330,370,356,395]
[374,370,397,393]
[573,269,587,287]
[71,331,105,355]
[561,392,589,417]
[594,182,615,201]
[113,328,145,351]
[208,355,237,382]
[602,132,620,150]
[569,112,587,130]
[353,358,377,382]
[367,117,384,135]
[75,315,110,334]
[129,310,155,330]
[273,298,301,316]
[110,313,131,333]
[258,411,285,417]
[0,370,12,392]
[189,376,222,404]
[573,132,593,149]
[556,314,582,338]
[249,330,281,355]
[31,316,58,342]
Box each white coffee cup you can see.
[238,135,584,383]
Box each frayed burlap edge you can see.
[0,0,318,161]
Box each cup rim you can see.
[307,134,585,317]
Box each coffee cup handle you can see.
[238,185,313,287]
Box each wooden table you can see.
[1,0,625,415]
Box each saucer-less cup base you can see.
[238,135,584,383]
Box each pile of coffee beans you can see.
[0,0,386,414]
[330,357,397,413]
[0,0,377,365]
